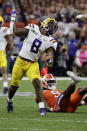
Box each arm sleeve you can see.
[25,24,39,33]
[49,37,58,51]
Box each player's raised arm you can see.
[13,23,28,37]
[5,35,13,48]
[10,10,28,37]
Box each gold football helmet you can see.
[41,18,58,35]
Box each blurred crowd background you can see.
[0,0,87,76]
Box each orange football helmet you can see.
[41,74,56,90]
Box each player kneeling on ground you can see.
[36,72,87,112]
[7,10,58,116]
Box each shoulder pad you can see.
[25,24,38,30]
[25,24,41,34]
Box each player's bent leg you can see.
[63,83,76,98]
[32,78,43,102]
[32,78,46,116]
[56,83,76,112]
[78,86,87,96]
[26,62,46,115]
[59,88,83,113]
[7,57,24,112]
[70,88,83,110]
[8,85,18,100]
[7,85,19,112]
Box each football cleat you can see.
[67,71,81,82]
[40,108,46,116]
[3,87,8,94]
[7,101,13,112]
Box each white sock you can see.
[7,97,13,102]
[39,102,45,109]
[3,82,8,88]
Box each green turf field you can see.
[0,79,87,131]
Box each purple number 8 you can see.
[30,38,42,53]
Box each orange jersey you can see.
[43,88,83,112]
[43,89,63,108]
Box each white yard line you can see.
[28,129,48,131]
[0,128,19,130]
[0,92,35,97]
[0,77,87,81]
[0,128,48,131]
[0,118,87,123]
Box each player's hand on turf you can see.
[51,105,60,112]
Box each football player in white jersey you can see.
[7,10,58,116]
[0,16,13,93]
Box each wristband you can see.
[11,16,16,21]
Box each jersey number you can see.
[51,90,60,98]
[30,38,42,53]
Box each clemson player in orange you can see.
[36,72,87,112]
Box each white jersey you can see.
[19,24,57,61]
[0,27,11,51]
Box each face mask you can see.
[47,81,56,90]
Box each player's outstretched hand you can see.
[10,9,17,21]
